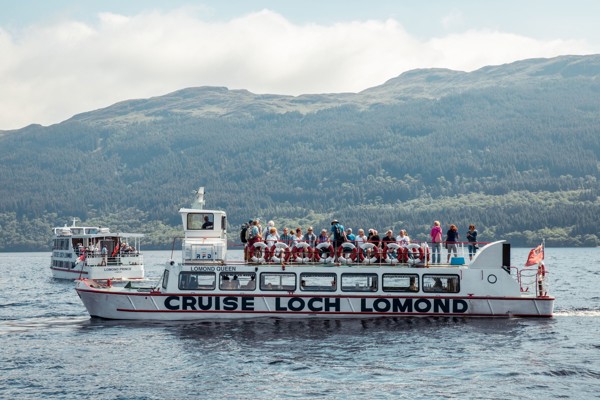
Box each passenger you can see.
[280,227,294,246]
[232,275,240,289]
[396,229,410,247]
[345,228,356,243]
[301,279,306,289]
[265,227,278,247]
[433,278,444,291]
[446,224,459,263]
[354,229,367,256]
[355,229,367,247]
[245,220,262,261]
[100,245,108,266]
[292,227,304,246]
[381,229,395,247]
[201,215,213,229]
[329,219,346,254]
[303,227,317,248]
[243,275,256,290]
[369,229,381,248]
[381,230,396,259]
[409,277,417,291]
[466,224,478,260]
[265,220,278,240]
[430,221,443,264]
[317,229,329,244]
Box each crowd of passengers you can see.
[243,218,480,263]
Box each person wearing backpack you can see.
[430,220,443,264]
[329,219,346,256]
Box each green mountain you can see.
[1,54,599,251]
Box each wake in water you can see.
[553,308,600,317]
[0,315,90,334]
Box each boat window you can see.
[260,272,296,291]
[86,228,98,234]
[341,273,378,292]
[162,270,169,290]
[220,272,255,291]
[382,274,419,292]
[422,274,460,293]
[178,272,216,290]
[187,213,214,230]
[299,273,337,291]
[71,228,83,235]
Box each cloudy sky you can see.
[1,0,599,130]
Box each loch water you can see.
[0,248,599,400]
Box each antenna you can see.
[191,187,205,209]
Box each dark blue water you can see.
[1,248,599,399]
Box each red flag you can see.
[525,244,544,266]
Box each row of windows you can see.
[165,271,460,293]
[51,260,75,269]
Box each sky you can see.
[1,0,599,130]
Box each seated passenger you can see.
[243,276,256,290]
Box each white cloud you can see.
[0,8,595,130]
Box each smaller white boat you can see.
[50,220,144,280]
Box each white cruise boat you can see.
[51,220,144,280]
[75,188,554,320]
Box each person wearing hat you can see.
[317,229,329,244]
[329,219,346,254]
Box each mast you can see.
[191,187,205,209]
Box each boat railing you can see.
[517,266,549,296]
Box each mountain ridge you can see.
[0,54,599,250]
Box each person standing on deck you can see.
[430,221,443,264]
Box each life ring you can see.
[360,243,379,264]
[406,243,423,265]
[271,242,290,263]
[337,242,356,264]
[350,243,365,262]
[537,263,546,277]
[292,242,311,263]
[251,242,268,263]
[384,243,400,264]
[316,242,335,263]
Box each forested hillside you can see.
[1,55,599,251]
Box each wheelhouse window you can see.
[341,273,378,292]
[300,273,337,291]
[220,272,256,291]
[382,273,419,292]
[178,271,216,290]
[422,274,460,293]
[260,272,296,291]
[187,213,215,230]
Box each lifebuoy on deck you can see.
[271,242,290,263]
[292,242,311,263]
[337,242,356,264]
[251,242,268,263]
[384,243,400,265]
[316,242,335,263]
[406,243,423,264]
[360,242,379,264]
